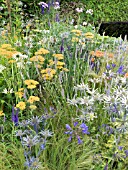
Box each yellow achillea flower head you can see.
[16,101,26,110]
[71,29,82,34]
[1,44,12,49]
[44,68,56,75]
[75,33,81,36]
[15,88,24,98]
[29,105,37,110]
[8,60,16,64]
[42,74,53,80]
[41,68,56,80]
[30,55,45,63]
[0,110,5,116]
[24,79,39,89]
[41,68,56,75]
[35,48,49,55]
[62,68,69,72]
[84,32,94,39]
[30,56,39,62]
[56,61,65,66]
[48,60,55,66]
[36,64,42,68]
[15,91,24,98]
[18,88,24,91]
[57,65,63,69]
[27,96,40,104]
[40,69,46,74]
[56,61,65,69]
[0,47,18,59]
[52,54,64,60]
[72,37,79,42]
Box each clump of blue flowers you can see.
[65,122,89,144]
[15,115,53,170]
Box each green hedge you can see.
[80,0,128,22]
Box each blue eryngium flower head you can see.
[40,143,45,150]
[22,135,39,148]
[24,156,42,169]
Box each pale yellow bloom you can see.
[72,37,79,42]
[62,68,69,72]
[41,68,56,80]
[48,60,55,66]
[35,48,49,55]
[36,64,42,68]
[8,60,16,64]
[30,55,45,63]
[71,29,82,34]
[85,32,94,39]
[57,65,63,69]
[1,44,12,49]
[18,88,24,91]
[45,68,56,75]
[16,102,26,110]
[15,91,24,98]
[27,96,40,104]
[29,105,37,110]
[24,79,39,89]
[41,69,46,74]
[75,33,81,36]
[0,110,5,116]
[56,61,65,66]
[42,74,53,80]
[52,54,64,60]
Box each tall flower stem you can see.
[6,0,12,32]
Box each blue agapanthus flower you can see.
[124,150,128,157]
[80,123,90,134]
[65,122,89,144]
[117,65,125,74]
